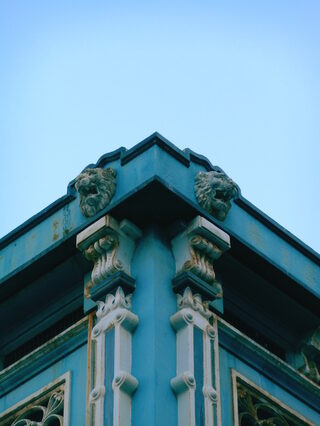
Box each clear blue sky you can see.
[0,1,319,252]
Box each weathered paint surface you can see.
[0,343,87,425]
[1,137,319,299]
[218,345,319,425]
[131,226,177,426]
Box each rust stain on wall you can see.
[52,220,60,241]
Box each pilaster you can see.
[77,215,141,426]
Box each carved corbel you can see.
[171,215,230,313]
[170,287,221,426]
[287,327,320,385]
[77,214,142,307]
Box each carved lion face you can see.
[75,167,117,217]
[194,170,238,220]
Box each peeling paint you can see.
[52,220,60,242]
[247,222,264,250]
[63,204,73,237]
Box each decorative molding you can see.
[218,318,320,412]
[194,170,238,220]
[287,327,320,385]
[75,167,117,217]
[77,215,141,303]
[96,287,132,319]
[232,370,315,426]
[0,372,71,426]
[176,287,212,320]
[0,318,87,398]
[89,285,138,426]
[171,216,230,309]
[170,287,220,426]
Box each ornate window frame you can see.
[231,370,315,426]
[0,371,71,425]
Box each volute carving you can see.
[171,216,230,298]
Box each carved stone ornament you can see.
[0,374,70,426]
[182,234,223,295]
[236,379,313,425]
[75,167,117,217]
[177,287,212,320]
[96,286,132,319]
[194,169,238,220]
[84,229,123,285]
[76,215,141,300]
[10,391,64,426]
[171,216,230,299]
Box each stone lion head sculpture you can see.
[194,170,238,220]
[75,167,117,217]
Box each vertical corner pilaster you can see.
[77,214,141,426]
[170,288,220,426]
[170,216,228,426]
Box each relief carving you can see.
[194,170,238,220]
[84,230,123,286]
[182,234,223,297]
[236,380,312,425]
[75,167,117,217]
[177,287,212,320]
[11,391,64,426]
[171,216,230,302]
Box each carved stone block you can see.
[194,170,238,220]
[77,215,141,303]
[75,167,117,217]
[171,216,230,310]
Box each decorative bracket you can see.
[77,214,142,311]
[171,216,231,313]
[170,287,221,426]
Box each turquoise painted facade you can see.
[0,133,319,426]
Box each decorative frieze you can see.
[75,167,117,217]
[170,287,221,426]
[0,373,70,426]
[171,216,230,312]
[287,327,320,385]
[194,169,238,220]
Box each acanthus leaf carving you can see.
[84,230,123,286]
[171,216,230,302]
[177,287,212,320]
[182,234,223,297]
[96,286,132,319]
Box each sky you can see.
[0,1,319,253]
